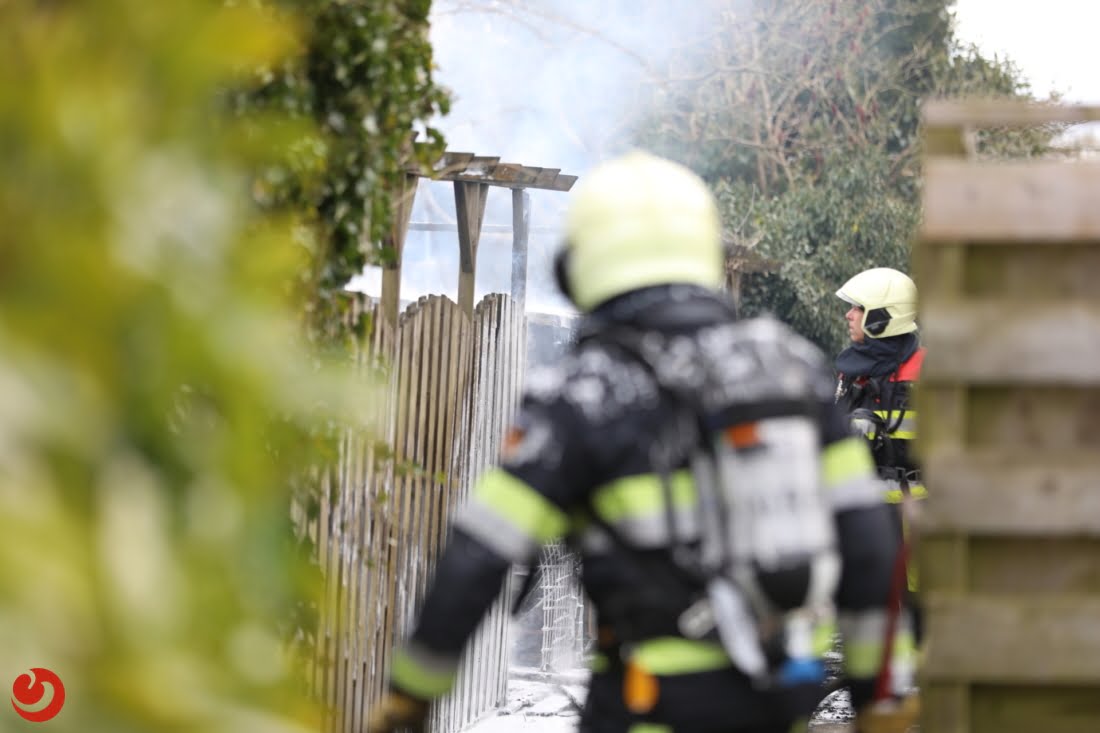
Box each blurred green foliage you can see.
[0,1,375,731]
[633,0,1055,353]
[235,0,450,339]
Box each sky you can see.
[954,0,1100,102]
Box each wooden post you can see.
[455,181,488,317]
[510,188,530,311]
[381,173,419,326]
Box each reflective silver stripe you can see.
[838,608,916,681]
[838,609,914,655]
[838,607,891,644]
[882,478,929,503]
[829,475,885,511]
[605,508,701,548]
[453,499,538,564]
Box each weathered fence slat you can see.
[923,596,1100,682]
[922,450,1100,535]
[921,301,1100,383]
[923,160,1100,242]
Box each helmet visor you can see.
[836,289,862,307]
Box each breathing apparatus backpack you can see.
[598,323,841,688]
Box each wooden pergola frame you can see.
[380,152,578,325]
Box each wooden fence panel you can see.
[917,101,1100,733]
[291,297,397,733]
[303,292,527,733]
[433,294,527,732]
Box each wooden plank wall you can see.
[916,102,1100,733]
[304,292,527,733]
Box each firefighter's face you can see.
[845,305,865,343]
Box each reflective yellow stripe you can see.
[630,637,731,675]
[844,630,915,678]
[590,652,610,674]
[391,649,456,699]
[873,410,917,420]
[873,410,917,439]
[844,639,884,678]
[473,468,569,543]
[629,725,672,733]
[884,484,928,503]
[822,437,875,489]
[813,620,837,657]
[591,470,696,522]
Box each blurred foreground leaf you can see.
[0,2,373,731]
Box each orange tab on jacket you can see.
[623,659,660,714]
[724,422,760,448]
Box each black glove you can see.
[365,689,430,733]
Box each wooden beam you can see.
[465,156,500,175]
[408,152,577,192]
[481,163,521,184]
[434,151,475,177]
[923,99,1100,128]
[921,300,1100,383]
[922,102,974,159]
[548,174,578,192]
[381,173,419,326]
[922,450,1100,535]
[533,168,560,188]
[923,160,1100,242]
[455,180,488,317]
[972,685,1100,732]
[409,222,558,234]
[922,595,1100,683]
[969,537,1100,594]
[510,189,530,311]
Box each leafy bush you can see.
[0,2,373,731]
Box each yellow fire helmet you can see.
[560,151,723,312]
[836,267,918,338]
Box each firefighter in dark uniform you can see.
[835,267,926,505]
[834,267,924,715]
[368,153,903,733]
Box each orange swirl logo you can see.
[11,668,65,722]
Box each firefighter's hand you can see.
[855,694,920,733]
[365,689,430,733]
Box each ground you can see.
[462,672,858,732]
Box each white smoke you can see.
[348,0,722,316]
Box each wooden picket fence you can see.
[301,293,528,733]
